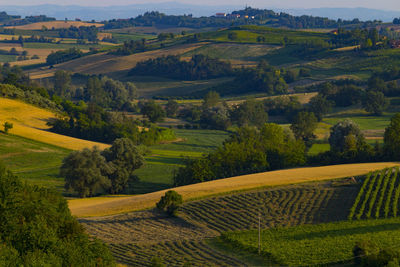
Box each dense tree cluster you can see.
[233,61,288,95]
[3,15,55,26]
[0,164,115,265]
[113,39,146,55]
[47,101,175,145]
[46,48,83,65]
[310,81,392,116]
[130,55,234,80]
[0,11,20,23]
[58,26,99,42]
[174,123,305,186]
[61,138,144,197]
[0,64,58,110]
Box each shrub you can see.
[156,190,183,217]
[3,121,13,133]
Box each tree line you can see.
[58,26,99,42]
[102,7,374,30]
[129,54,234,80]
[0,163,115,265]
[174,112,400,186]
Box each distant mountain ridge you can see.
[0,3,399,22]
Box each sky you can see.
[1,0,400,10]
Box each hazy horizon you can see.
[1,0,400,11]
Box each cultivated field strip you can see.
[180,182,359,233]
[80,210,214,244]
[349,167,400,220]
[109,240,246,267]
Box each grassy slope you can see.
[0,97,109,150]
[222,217,400,266]
[68,162,400,217]
[0,133,69,191]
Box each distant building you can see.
[229,14,241,19]
[216,13,227,18]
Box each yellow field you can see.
[0,98,109,150]
[5,20,103,30]
[68,162,400,217]
[27,42,207,79]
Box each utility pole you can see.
[258,211,261,255]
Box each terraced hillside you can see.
[80,180,361,266]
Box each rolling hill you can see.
[0,97,108,150]
[68,162,400,217]
[27,42,207,79]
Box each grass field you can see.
[131,129,229,193]
[0,97,109,150]
[0,133,69,191]
[203,26,330,45]
[183,42,279,62]
[68,162,400,217]
[221,217,400,266]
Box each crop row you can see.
[180,183,358,233]
[349,167,400,220]
[109,240,245,267]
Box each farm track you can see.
[81,181,360,266]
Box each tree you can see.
[61,147,111,197]
[230,99,268,127]
[3,122,13,134]
[156,190,183,217]
[141,100,166,123]
[290,111,318,147]
[308,94,333,121]
[202,91,220,109]
[166,99,179,117]
[328,119,366,153]
[384,113,400,160]
[102,138,144,194]
[363,90,389,115]
[53,70,71,97]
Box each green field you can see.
[203,26,330,45]
[0,133,69,191]
[109,32,156,43]
[183,42,278,61]
[131,129,229,194]
[221,217,400,266]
